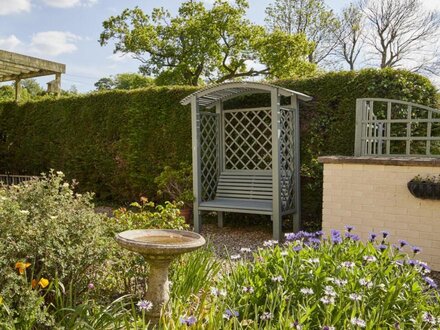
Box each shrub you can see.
[0,171,108,327]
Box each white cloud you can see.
[0,0,31,15]
[30,31,81,56]
[0,35,22,51]
[41,0,97,8]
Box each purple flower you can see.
[381,231,389,239]
[345,232,360,241]
[412,246,421,254]
[424,276,438,289]
[285,233,296,241]
[314,230,324,237]
[137,300,153,312]
[369,232,377,242]
[376,244,387,252]
[322,326,335,330]
[398,240,408,248]
[331,229,342,244]
[292,245,302,252]
[87,283,94,290]
[223,309,239,320]
[180,316,197,326]
[309,237,321,245]
[345,225,354,232]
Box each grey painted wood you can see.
[191,96,202,233]
[271,88,282,241]
[293,95,301,232]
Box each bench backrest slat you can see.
[215,172,273,200]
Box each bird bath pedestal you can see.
[115,229,206,325]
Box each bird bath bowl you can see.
[115,229,206,324]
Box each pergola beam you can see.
[0,50,65,74]
[0,50,66,101]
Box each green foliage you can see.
[255,30,316,79]
[0,69,436,228]
[111,199,188,232]
[0,171,108,328]
[99,0,315,85]
[265,0,340,64]
[154,163,193,206]
[95,73,155,91]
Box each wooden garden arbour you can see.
[181,82,312,240]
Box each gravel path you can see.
[200,223,272,258]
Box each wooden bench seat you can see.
[199,172,273,214]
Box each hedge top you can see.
[180,81,313,107]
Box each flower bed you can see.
[0,175,439,328]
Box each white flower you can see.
[349,293,363,301]
[422,312,437,325]
[240,247,252,253]
[350,317,366,328]
[363,255,377,262]
[263,240,278,247]
[341,261,355,269]
[320,296,335,305]
[63,182,69,188]
[324,286,337,297]
[306,258,320,264]
[271,275,284,282]
[260,312,273,320]
[242,286,254,294]
[230,254,241,260]
[359,278,373,289]
[280,250,288,256]
[210,287,226,297]
[19,210,30,215]
[136,300,153,311]
[300,288,314,295]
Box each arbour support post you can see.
[292,95,301,232]
[271,89,282,241]
[216,101,224,228]
[191,96,202,232]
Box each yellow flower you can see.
[38,278,49,288]
[15,261,31,275]
[0,296,3,305]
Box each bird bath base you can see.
[115,229,206,325]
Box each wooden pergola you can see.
[0,50,66,101]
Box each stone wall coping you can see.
[318,156,440,167]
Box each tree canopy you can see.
[99,0,316,85]
[94,73,155,90]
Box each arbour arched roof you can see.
[180,81,312,107]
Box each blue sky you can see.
[0,0,438,92]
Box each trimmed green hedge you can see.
[0,69,437,228]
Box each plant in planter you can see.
[154,163,194,223]
[407,174,440,200]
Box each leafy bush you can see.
[0,69,436,228]
[0,171,108,328]
[161,228,440,329]
[155,163,194,207]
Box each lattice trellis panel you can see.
[223,109,272,170]
[200,113,219,201]
[280,108,295,212]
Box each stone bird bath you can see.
[115,229,206,325]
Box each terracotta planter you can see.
[407,180,440,200]
[179,207,193,224]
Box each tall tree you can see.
[265,0,340,65]
[361,0,440,72]
[94,73,155,90]
[100,0,315,86]
[336,3,364,70]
